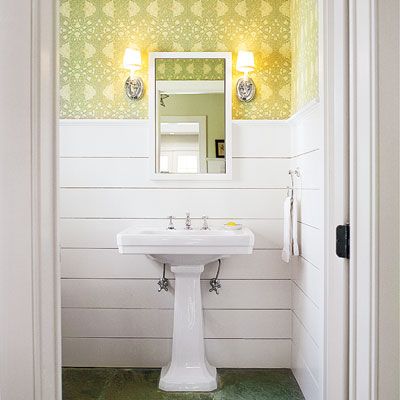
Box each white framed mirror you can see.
[149,52,232,180]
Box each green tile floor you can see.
[62,368,305,400]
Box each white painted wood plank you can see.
[62,249,169,279]
[200,251,291,279]
[60,120,149,158]
[291,104,322,157]
[60,188,286,219]
[60,120,292,158]
[290,102,323,400]
[292,257,322,306]
[204,310,291,339]
[206,338,291,368]
[62,308,173,338]
[61,249,291,280]
[291,150,322,190]
[296,189,323,229]
[292,283,321,346]
[60,218,284,250]
[62,338,291,368]
[232,122,291,158]
[292,341,320,400]
[61,279,292,310]
[60,158,290,189]
[298,223,323,268]
[292,313,320,385]
[62,337,170,367]
[62,309,291,339]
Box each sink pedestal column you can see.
[159,265,217,392]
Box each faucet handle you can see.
[167,215,175,230]
[201,215,210,230]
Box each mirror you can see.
[149,52,232,179]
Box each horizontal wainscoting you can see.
[290,102,324,400]
[62,309,291,339]
[60,119,295,368]
[60,188,287,219]
[60,158,291,189]
[61,249,291,280]
[62,338,291,368]
[62,279,291,310]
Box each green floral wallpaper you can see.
[156,58,225,80]
[59,0,292,119]
[290,0,319,113]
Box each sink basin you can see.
[117,225,254,392]
[117,226,254,265]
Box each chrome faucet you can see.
[167,216,175,230]
[185,212,192,230]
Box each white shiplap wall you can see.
[59,119,295,368]
[290,103,324,400]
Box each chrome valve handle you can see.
[158,264,169,292]
[201,215,210,230]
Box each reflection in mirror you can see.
[155,58,226,174]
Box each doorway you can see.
[3,0,394,399]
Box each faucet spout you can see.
[185,212,192,230]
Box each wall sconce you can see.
[236,50,256,102]
[123,48,144,100]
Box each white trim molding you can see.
[349,0,379,399]
[323,1,350,400]
[0,0,60,398]
[32,0,61,398]
[376,0,400,398]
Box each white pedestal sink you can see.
[117,226,254,392]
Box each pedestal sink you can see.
[117,226,254,392]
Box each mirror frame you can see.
[149,52,232,180]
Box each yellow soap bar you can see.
[225,221,238,226]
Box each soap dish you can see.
[224,223,243,231]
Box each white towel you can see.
[281,196,299,263]
[281,196,292,263]
[292,198,299,256]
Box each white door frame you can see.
[0,0,60,397]
[32,0,62,398]
[375,1,400,399]
[23,0,384,399]
[348,1,379,399]
[323,0,350,398]
[159,116,207,173]
[348,1,400,400]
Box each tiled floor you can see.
[62,368,304,400]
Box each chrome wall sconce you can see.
[123,48,144,100]
[236,50,256,102]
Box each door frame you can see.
[32,0,61,398]
[29,0,383,399]
[348,0,379,399]
[159,115,208,173]
[323,0,350,398]
[326,1,384,399]
[29,0,62,400]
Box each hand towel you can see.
[291,198,299,256]
[281,196,292,263]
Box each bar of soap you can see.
[224,222,242,230]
